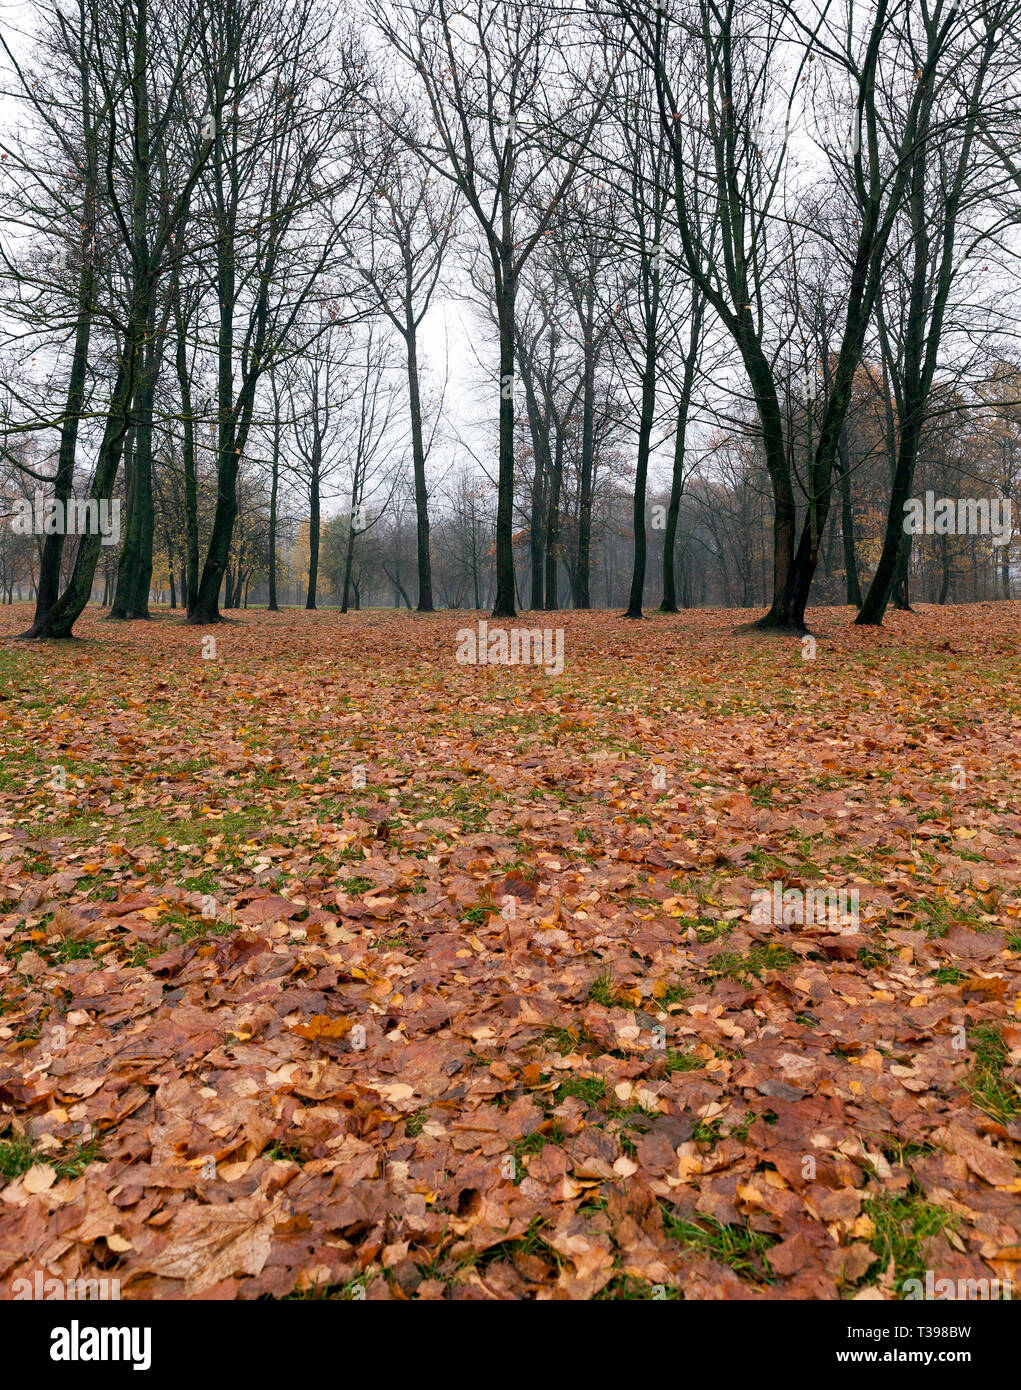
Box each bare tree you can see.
[370,0,613,617]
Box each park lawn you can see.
[0,602,1018,1299]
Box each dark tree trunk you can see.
[661,293,702,613]
[575,288,595,610]
[24,265,94,637]
[306,452,320,610]
[406,332,434,612]
[22,13,98,639]
[544,427,563,612]
[110,324,158,619]
[528,448,545,613]
[32,354,138,638]
[892,537,912,610]
[520,345,550,612]
[267,380,280,612]
[189,177,267,624]
[492,259,517,619]
[624,347,657,618]
[837,425,863,607]
[341,511,356,613]
[173,296,200,619]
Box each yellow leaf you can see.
[375,1082,415,1103]
[23,1163,56,1194]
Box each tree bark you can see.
[492,255,517,618]
[575,288,596,610]
[405,331,434,612]
[624,341,657,618]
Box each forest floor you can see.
[0,602,1019,1300]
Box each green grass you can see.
[181,872,224,896]
[341,876,375,894]
[595,1276,679,1300]
[541,1025,599,1055]
[748,783,776,807]
[873,1137,934,1168]
[512,1125,564,1176]
[967,1024,1019,1124]
[280,1272,369,1300]
[8,929,98,967]
[554,1075,606,1108]
[687,918,734,945]
[470,1216,561,1272]
[911,893,991,939]
[0,1134,36,1180]
[861,1189,958,1289]
[405,1108,428,1138]
[705,944,798,981]
[662,1210,779,1283]
[444,785,496,833]
[158,907,235,943]
[371,929,410,951]
[265,1141,306,1164]
[0,1135,102,1182]
[587,967,624,1007]
[462,903,497,926]
[931,966,967,985]
[43,938,98,964]
[664,1047,702,1074]
[658,980,691,1005]
[691,1108,756,1145]
[52,1139,103,1179]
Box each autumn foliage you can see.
[0,604,1019,1300]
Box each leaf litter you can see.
[0,602,1019,1300]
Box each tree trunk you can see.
[575,288,595,610]
[837,425,863,607]
[174,296,200,618]
[341,515,355,613]
[521,346,550,612]
[892,536,912,610]
[23,261,94,637]
[624,343,657,618]
[406,331,434,612]
[492,260,517,619]
[660,294,702,614]
[267,379,280,611]
[110,323,158,619]
[544,427,563,612]
[306,452,320,610]
[189,171,267,624]
[32,355,138,638]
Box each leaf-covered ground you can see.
[0,602,1019,1300]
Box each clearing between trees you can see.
[0,604,1018,1299]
